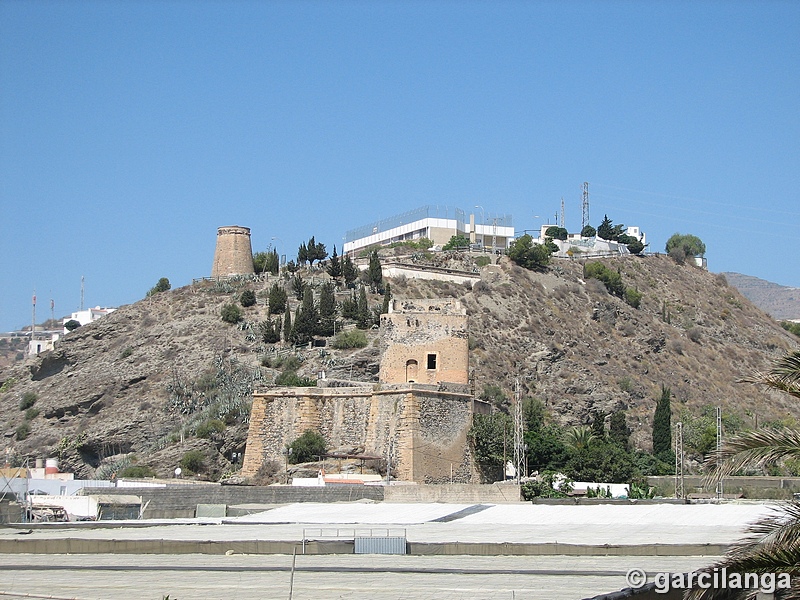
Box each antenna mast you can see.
[31,291,36,341]
[581,182,590,232]
[80,276,85,311]
[716,407,723,500]
[560,197,565,228]
[513,378,525,483]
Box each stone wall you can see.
[242,384,483,483]
[379,299,469,385]
[211,225,255,277]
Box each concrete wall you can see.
[211,225,255,277]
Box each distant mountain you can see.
[721,273,800,320]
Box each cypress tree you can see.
[381,282,391,315]
[283,308,292,344]
[609,410,631,450]
[367,250,382,291]
[318,282,336,336]
[268,282,287,314]
[293,287,318,345]
[356,286,370,329]
[342,254,359,288]
[653,385,672,458]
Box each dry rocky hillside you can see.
[0,253,797,480]
[722,272,800,321]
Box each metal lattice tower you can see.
[674,421,684,499]
[513,378,525,483]
[560,197,565,228]
[716,407,723,499]
[581,182,590,232]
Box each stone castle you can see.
[241,299,489,483]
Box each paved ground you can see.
[0,554,718,600]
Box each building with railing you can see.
[344,206,514,256]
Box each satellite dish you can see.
[174,467,182,477]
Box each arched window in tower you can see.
[406,359,418,383]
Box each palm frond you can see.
[685,502,800,600]
[739,351,800,399]
[704,428,800,483]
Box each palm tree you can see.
[686,350,800,599]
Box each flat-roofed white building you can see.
[63,306,116,334]
[344,206,514,256]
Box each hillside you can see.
[722,272,800,321]
[0,254,797,480]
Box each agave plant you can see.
[687,351,800,599]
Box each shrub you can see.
[331,329,368,349]
[147,277,171,297]
[15,422,30,441]
[288,430,327,464]
[64,319,81,332]
[275,371,317,387]
[220,304,242,324]
[120,347,133,359]
[180,450,206,474]
[624,287,643,309]
[24,408,39,421]
[118,465,157,478]
[195,419,225,439]
[240,289,257,307]
[19,392,37,411]
[584,262,624,298]
[474,256,491,268]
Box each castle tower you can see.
[211,226,255,278]
[379,299,469,385]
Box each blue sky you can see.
[1,1,798,332]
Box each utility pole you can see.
[674,422,684,499]
[513,378,524,483]
[31,291,36,343]
[581,182,590,232]
[716,407,723,500]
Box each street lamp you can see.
[474,205,485,248]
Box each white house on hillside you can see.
[63,306,116,334]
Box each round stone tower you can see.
[211,226,255,278]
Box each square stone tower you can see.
[379,299,469,385]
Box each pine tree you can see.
[326,245,342,281]
[590,411,606,441]
[653,385,672,458]
[297,242,308,265]
[342,254,359,288]
[356,286,370,329]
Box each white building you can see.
[344,206,514,256]
[63,306,116,334]
[533,223,648,258]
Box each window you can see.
[426,354,437,370]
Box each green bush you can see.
[624,287,643,309]
[288,430,327,464]
[584,262,624,298]
[118,465,157,478]
[147,277,171,297]
[15,422,30,441]
[240,289,257,307]
[331,329,368,349]
[474,256,491,268]
[220,304,242,324]
[64,319,81,332]
[24,408,39,421]
[195,419,225,439]
[19,392,37,410]
[275,371,317,387]
[180,450,206,475]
